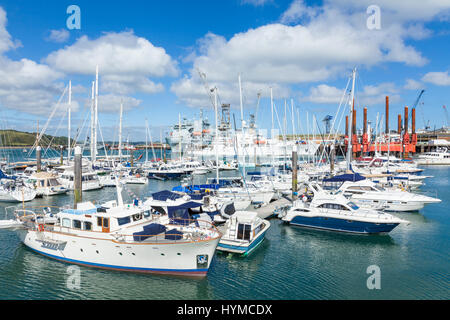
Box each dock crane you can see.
[197,68,215,109]
[410,89,429,131]
[322,115,333,134]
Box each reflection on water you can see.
[0,158,449,299]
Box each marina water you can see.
[0,148,448,299]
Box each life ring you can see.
[38,224,44,232]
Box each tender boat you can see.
[280,183,408,234]
[217,211,270,256]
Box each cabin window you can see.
[143,210,150,218]
[103,218,109,228]
[62,218,71,228]
[73,220,82,229]
[132,214,142,222]
[97,217,102,227]
[117,216,131,226]
[84,222,92,231]
[237,224,251,241]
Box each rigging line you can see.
[73,108,91,153]
[316,76,352,163]
[43,113,68,158]
[97,117,111,163]
[28,85,68,158]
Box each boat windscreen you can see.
[347,202,360,210]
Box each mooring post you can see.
[130,148,134,167]
[36,146,41,173]
[74,146,82,209]
[292,143,298,201]
[330,143,335,174]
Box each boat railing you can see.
[318,207,393,221]
[109,218,222,244]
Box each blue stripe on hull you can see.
[218,230,267,255]
[289,216,399,234]
[25,246,208,276]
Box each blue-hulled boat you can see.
[280,183,408,234]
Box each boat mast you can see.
[213,87,219,183]
[270,87,274,138]
[145,118,148,163]
[239,74,246,179]
[93,65,99,163]
[346,68,357,171]
[90,81,95,162]
[119,100,123,162]
[68,80,72,164]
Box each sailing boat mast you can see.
[68,80,72,164]
[238,74,246,179]
[346,68,357,171]
[213,87,219,183]
[90,81,95,162]
[118,100,123,162]
[93,65,99,163]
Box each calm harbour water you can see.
[0,148,448,300]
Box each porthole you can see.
[96,250,99,254]
[177,253,181,256]
[132,253,135,256]
[119,252,122,256]
[161,253,165,256]
[80,249,83,252]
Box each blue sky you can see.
[0,0,449,142]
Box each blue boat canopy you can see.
[167,201,202,225]
[151,190,183,201]
[0,170,17,180]
[323,173,366,182]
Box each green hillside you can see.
[0,130,74,147]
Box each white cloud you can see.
[45,30,178,98]
[0,7,20,54]
[304,82,399,106]
[422,71,450,86]
[303,84,345,104]
[97,94,142,113]
[172,0,439,109]
[280,0,320,24]
[0,8,68,116]
[404,79,424,90]
[46,29,70,43]
[45,31,178,77]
